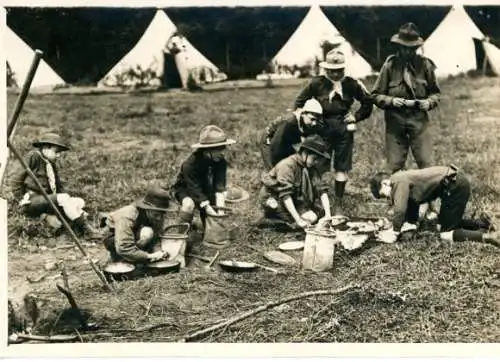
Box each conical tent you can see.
[420,5,485,77]
[5,26,66,90]
[98,10,226,88]
[482,39,500,76]
[267,5,373,79]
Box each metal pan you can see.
[103,262,136,282]
[146,260,181,275]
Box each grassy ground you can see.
[3,75,500,343]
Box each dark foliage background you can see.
[6,6,500,83]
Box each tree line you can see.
[6,6,500,83]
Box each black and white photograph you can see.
[1,0,499,357]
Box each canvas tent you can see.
[262,5,373,79]
[98,10,227,89]
[5,25,66,90]
[482,39,500,75]
[419,4,499,77]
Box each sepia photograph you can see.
[1,0,499,357]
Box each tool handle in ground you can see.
[206,251,220,269]
[254,263,280,273]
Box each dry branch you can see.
[178,283,359,342]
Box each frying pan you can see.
[146,260,181,276]
[218,260,278,273]
[103,262,136,282]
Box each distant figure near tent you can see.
[263,5,373,80]
[97,10,227,89]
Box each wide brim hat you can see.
[191,125,236,149]
[225,186,250,204]
[32,133,70,151]
[293,135,331,160]
[319,49,346,70]
[136,187,171,212]
[391,22,424,47]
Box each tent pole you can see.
[6,139,114,293]
[1,50,43,188]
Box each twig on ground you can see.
[178,284,359,342]
[74,328,83,343]
[16,333,79,342]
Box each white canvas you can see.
[98,9,226,88]
[420,5,484,77]
[482,39,500,76]
[5,26,66,89]
[269,5,373,79]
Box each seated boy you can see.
[170,125,236,233]
[257,135,333,230]
[369,165,498,246]
[10,132,100,239]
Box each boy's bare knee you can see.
[181,198,195,213]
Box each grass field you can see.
[4,75,500,343]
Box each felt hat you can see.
[191,125,236,149]
[294,135,331,160]
[319,50,346,70]
[32,133,70,151]
[136,187,171,212]
[391,22,424,47]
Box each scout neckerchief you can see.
[325,74,344,102]
[298,155,314,207]
[39,152,57,194]
[402,56,417,99]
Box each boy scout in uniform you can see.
[369,165,498,246]
[371,22,440,174]
[257,135,333,230]
[10,132,101,239]
[170,125,236,231]
[260,98,323,170]
[295,50,373,216]
[101,187,171,264]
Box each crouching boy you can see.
[257,135,333,230]
[369,165,498,246]
[170,125,236,231]
[101,187,171,264]
[10,133,100,239]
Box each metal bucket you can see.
[302,228,337,272]
[153,223,190,268]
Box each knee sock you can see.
[335,181,347,200]
[452,229,484,242]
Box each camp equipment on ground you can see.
[202,207,233,249]
[103,262,136,282]
[302,227,337,272]
[153,223,190,267]
[335,231,369,251]
[278,241,305,251]
[225,186,250,204]
[218,260,279,273]
[146,260,181,275]
[345,221,378,233]
[263,250,297,266]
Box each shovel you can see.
[56,284,99,331]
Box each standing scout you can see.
[369,166,498,247]
[10,133,101,239]
[170,125,236,232]
[257,135,333,230]
[101,187,171,264]
[371,22,440,174]
[295,50,373,216]
[259,98,323,170]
